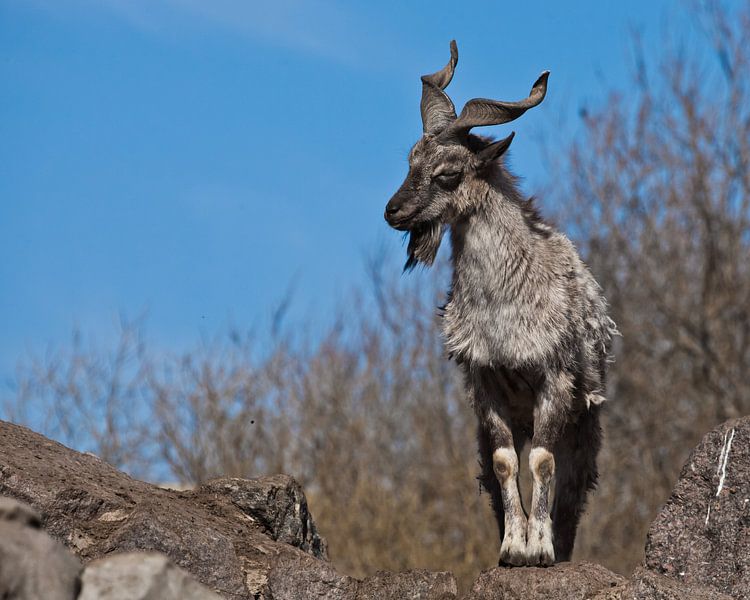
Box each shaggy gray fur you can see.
[385,41,618,566]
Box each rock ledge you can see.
[1,417,748,599]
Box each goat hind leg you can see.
[552,406,601,561]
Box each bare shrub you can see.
[3,260,499,589]
[552,2,750,572]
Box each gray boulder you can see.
[0,497,81,600]
[645,417,750,598]
[78,552,222,600]
[198,475,326,558]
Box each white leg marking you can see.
[493,448,527,566]
[527,447,555,566]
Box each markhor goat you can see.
[384,41,618,566]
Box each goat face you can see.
[384,40,548,270]
[385,132,518,230]
[385,137,471,231]
[384,135,515,270]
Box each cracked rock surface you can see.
[463,562,626,600]
[0,420,454,599]
[645,416,750,599]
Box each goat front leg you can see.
[527,370,573,566]
[493,443,527,566]
[471,370,527,566]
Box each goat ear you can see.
[474,132,515,170]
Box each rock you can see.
[0,420,454,599]
[357,569,457,599]
[462,562,626,600]
[627,567,733,600]
[460,563,731,600]
[590,581,631,600]
[264,552,457,600]
[0,496,43,526]
[79,551,222,600]
[0,497,81,600]
[198,475,326,558]
[4,414,744,600]
[0,420,326,598]
[644,417,750,598]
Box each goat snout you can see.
[385,197,410,229]
[385,200,401,219]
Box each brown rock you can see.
[628,567,733,600]
[0,497,81,600]
[357,569,457,599]
[264,552,457,600]
[0,420,325,598]
[6,414,741,600]
[462,562,626,600]
[590,581,631,600]
[644,417,750,598]
[0,420,455,599]
[198,475,326,558]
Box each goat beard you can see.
[404,221,444,271]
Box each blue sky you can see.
[0,0,709,385]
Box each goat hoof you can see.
[525,517,555,566]
[525,542,555,566]
[499,532,527,566]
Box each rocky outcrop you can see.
[627,567,733,600]
[460,563,735,599]
[0,417,748,599]
[0,502,224,600]
[645,416,749,599]
[0,420,455,599]
[463,562,626,599]
[198,476,326,558]
[0,497,453,600]
[263,556,457,600]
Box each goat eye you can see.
[434,171,462,189]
